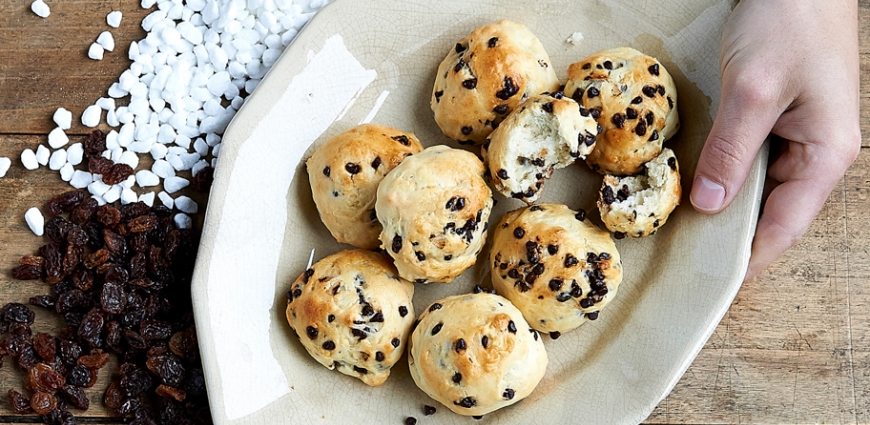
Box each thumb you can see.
[691,75,783,213]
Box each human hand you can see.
[690,0,861,280]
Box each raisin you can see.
[11,264,41,280]
[77,309,105,346]
[87,156,113,175]
[155,384,186,402]
[69,198,98,225]
[45,190,86,217]
[103,380,123,409]
[60,385,89,410]
[146,354,185,387]
[78,353,109,369]
[8,389,33,414]
[103,229,127,257]
[140,320,172,342]
[29,295,56,310]
[66,365,91,387]
[128,215,158,233]
[3,303,35,324]
[27,363,66,393]
[30,391,57,415]
[102,163,134,185]
[33,332,57,361]
[191,166,214,192]
[120,364,153,397]
[100,282,126,314]
[58,340,82,366]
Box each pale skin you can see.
[691,0,861,280]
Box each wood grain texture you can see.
[0,0,866,423]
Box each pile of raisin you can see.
[8,184,211,424]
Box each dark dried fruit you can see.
[102,163,134,185]
[155,384,186,402]
[27,363,66,393]
[67,365,92,387]
[78,353,110,370]
[128,215,158,233]
[146,354,185,387]
[30,391,57,415]
[3,303,36,324]
[12,264,42,280]
[46,190,86,217]
[33,332,57,361]
[8,388,33,414]
[61,385,89,410]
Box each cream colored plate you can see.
[191,0,767,423]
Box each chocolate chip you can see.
[582,134,596,147]
[454,397,476,408]
[455,338,466,352]
[564,254,579,268]
[362,305,374,316]
[391,235,402,253]
[531,158,545,167]
[305,326,318,339]
[414,251,425,262]
[508,269,520,279]
[293,287,302,298]
[549,279,562,291]
[369,156,381,170]
[611,113,625,128]
[495,76,518,100]
[303,268,314,283]
[649,130,660,142]
[575,209,586,221]
[445,196,466,211]
[424,405,436,416]
[642,85,657,98]
[461,126,473,135]
[542,102,554,113]
[496,169,509,180]
[398,306,408,317]
[635,122,647,136]
[507,320,517,333]
[391,338,400,347]
[405,418,417,425]
[503,388,515,400]
[631,96,643,105]
[351,329,367,340]
[322,341,335,350]
[369,209,377,222]
[587,311,599,320]
[353,366,368,375]
[648,63,660,76]
[645,111,655,126]
[494,104,509,114]
[488,37,498,48]
[657,85,665,96]
[613,232,626,240]
[429,303,442,312]
[599,252,611,261]
[328,314,335,323]
[370,312,384,323]
[444,255,452,261]
[434,90,443,101]
[557,292,571,302]
[345,163,360,174]
[452,372,462,383]
[586,87,600,98]
[626,108,638,120]
[454,59,465,73]
[601,186,616,205]
[513,227,525,239]
[547,244,559,255]
[549,331,561,339]
[591,109,601,119]
[481,335,489,348]
[570,281,583,298]
[582,63,591,70]
[322,166,330,177]
[431,323,442,335]
[415,278,427,284]
[668,157,677,170]
[668,96,674,109]
[463,78,478,89]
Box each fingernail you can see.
[691,176,725,212]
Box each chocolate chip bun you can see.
[489,204,622,334]
[285,249,416,386]
[564,47,679,175]
[482,93,600,204]
[598,148,681,238]
[431,20,561,145]
[375,145,493,284]
[306,124,423,249]
[408,293,548,417]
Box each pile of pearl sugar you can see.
[26,0,330,218]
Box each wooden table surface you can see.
[0,1,867,424]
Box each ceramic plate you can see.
[191,0,767,423]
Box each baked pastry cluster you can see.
[489,204,622,334]
[285,249,415,386]
[407,293,547,416]
[431,20,560,145]
[289,18,685,417]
